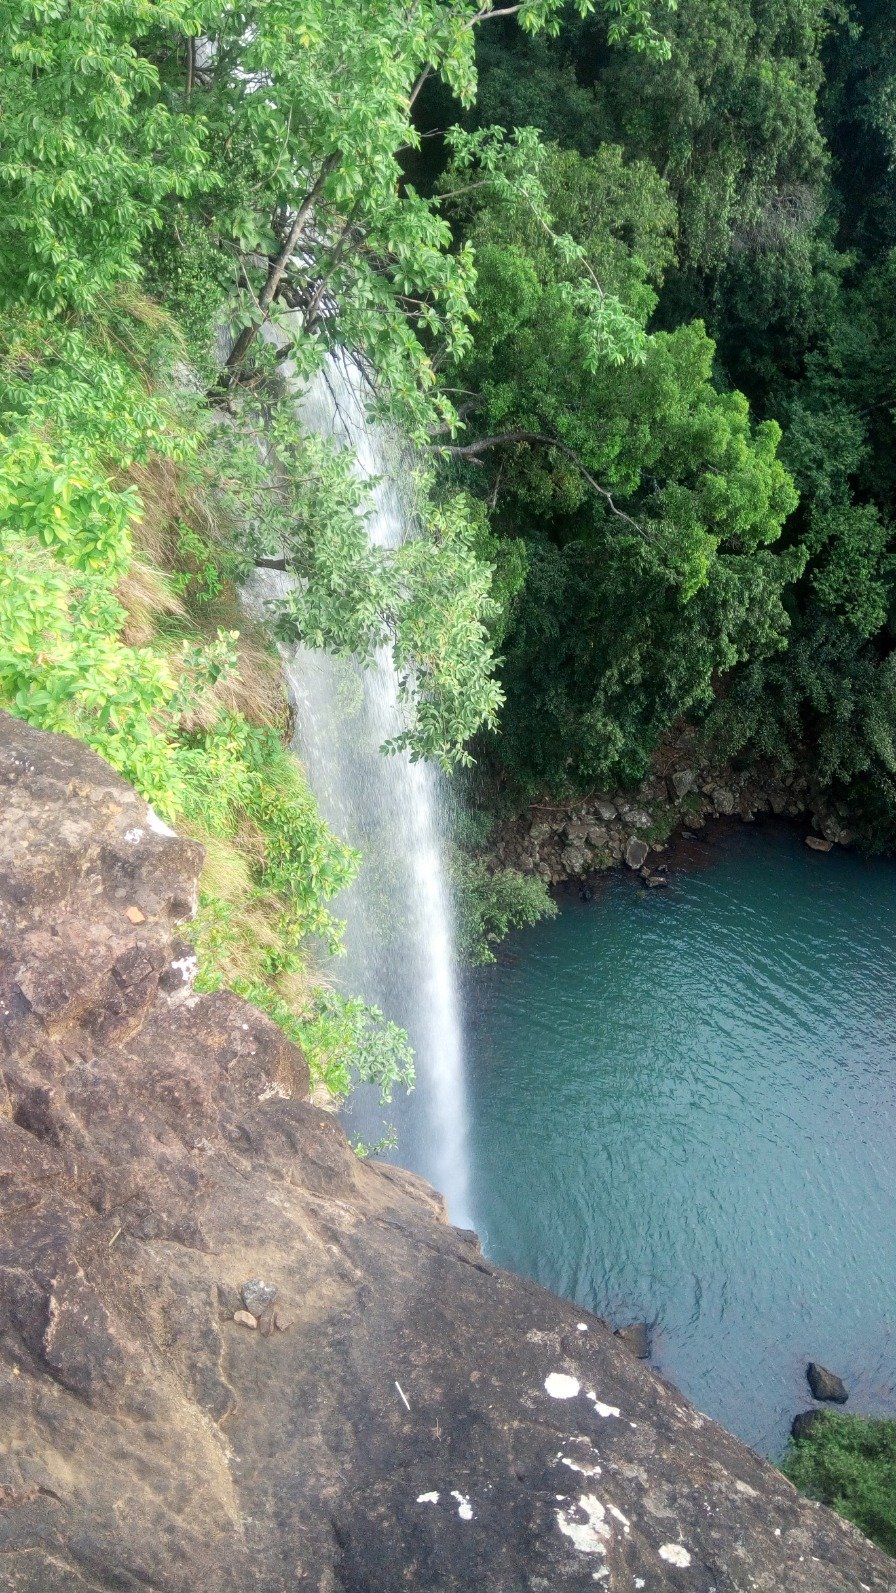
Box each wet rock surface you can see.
[0,715,892,1592]
[615,1321,650,1360]
[792,1409,832,1442]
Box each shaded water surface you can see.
[462,825,896,1456]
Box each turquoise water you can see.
[463,824,896,1456]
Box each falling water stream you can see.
[247,347,472,1224]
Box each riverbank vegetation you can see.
[783,1412,896,1557]
[428,1,896,847]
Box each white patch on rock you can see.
[608,1504,630,1532]
[586,1392,620,1419]
[416,1492,439,1505]
[560,1456,601,1479]
[123,827,144,844]
[545,1372,580,1400]
[169,953,197,983]
[145,806,177,838]
[577,1322,588,1332]
[658,1543,692,1568]
[556,1494,611,1555]
[635,1580,646,1589]
[451,1490,473,1521]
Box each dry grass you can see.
[115,454,288,731]
[202,594,287,730]
[117,559,186,646]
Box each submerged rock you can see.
[0,714,889,1592]
[807,1362,849,1402]
[806,835,834,852]
[615,1322,650,1359]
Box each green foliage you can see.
[443,138,798,794]
[782,1412,896,1557]
[0,1,206,311]
[0,303,414,1100]
[452,854,557,964]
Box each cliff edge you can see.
[0,713,891,1592]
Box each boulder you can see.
[712,787,736,816]
[625,837,650,870]
[805,836,834,853]
[621,807,651,830]
[0,714,890,1593]
[807,1362,849,1403]
[562,821,591,843]
[669,769,696,800]
[560,843,587,875]
[615,1322,650,1359]
[529,821,553,843]
[792,1409,831,1442]
[595,799,618,821]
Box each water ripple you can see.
[465,825,896,1456]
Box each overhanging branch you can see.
[434,431,648,537]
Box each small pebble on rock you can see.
[233,1310,258,1330]
[241,1279,278,1316]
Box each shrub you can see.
[782,1412,896,1557]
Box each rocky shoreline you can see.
[490,731,855,888]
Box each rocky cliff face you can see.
[0,714,891,1592]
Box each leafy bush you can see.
[782,1412,896,1557]
[452,854,557,965]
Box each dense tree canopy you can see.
[5,0,896,880]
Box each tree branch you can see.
[435,431,648,537]
[225,152,341,377]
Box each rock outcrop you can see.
[490,727,856,886]
[0,714,892,1592]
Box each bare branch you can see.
[434,430,648,537]
[465,4,525,26]
[408,64,433,110]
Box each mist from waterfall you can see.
[248,347,472,1225]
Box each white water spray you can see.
[247,347,472,1225]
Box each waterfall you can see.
[247,347,472,1226]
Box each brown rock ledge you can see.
[0,714,892,1592]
